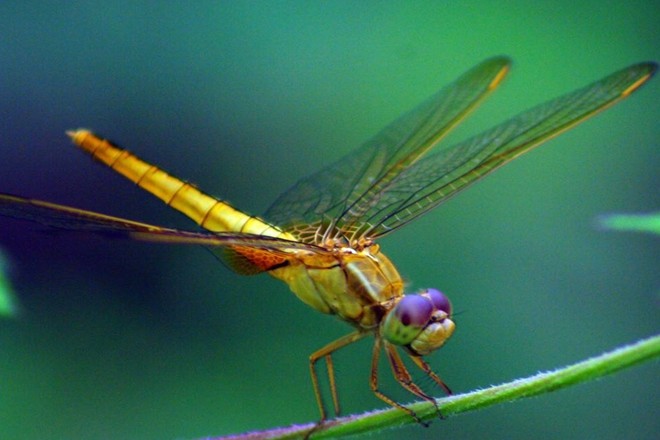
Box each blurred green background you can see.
[0,1,658,439]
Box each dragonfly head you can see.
[381,288,455,356]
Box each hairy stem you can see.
[207,334,660,439]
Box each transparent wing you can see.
[265,57,511,240]
[0,194,326,266]
[353,61,657,239]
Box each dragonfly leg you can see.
[386,341,441,425]
[408,353,452,395]
[324,353,339,416]
[370,337,428,426]
[309,330,369,420]
[406,353,451,419]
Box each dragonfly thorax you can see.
[270,244,405,329]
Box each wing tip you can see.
[487,55,513,66]
[621,61,658,97]
[621,61,657,97]
[480,56,512,90]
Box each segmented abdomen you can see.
[68,129,290,238]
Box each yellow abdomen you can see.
[67,129,294,240]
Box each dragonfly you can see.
[0,57,655,425]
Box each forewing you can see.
[355,62,657,239]
[0,193,326,273]
[265,57,510,239]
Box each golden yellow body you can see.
[69,129,404,330]
[1,58,654,430]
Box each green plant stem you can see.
[207,334,660,439]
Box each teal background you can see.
[0,2,658,439]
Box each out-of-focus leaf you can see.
[0,248,19,317]
[597,212,660,235]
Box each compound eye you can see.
[427,288,452,315]
[382,295,434,346]
[394,295,433,327]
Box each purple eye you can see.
[427,288,452,315]
[394,295,433,327]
